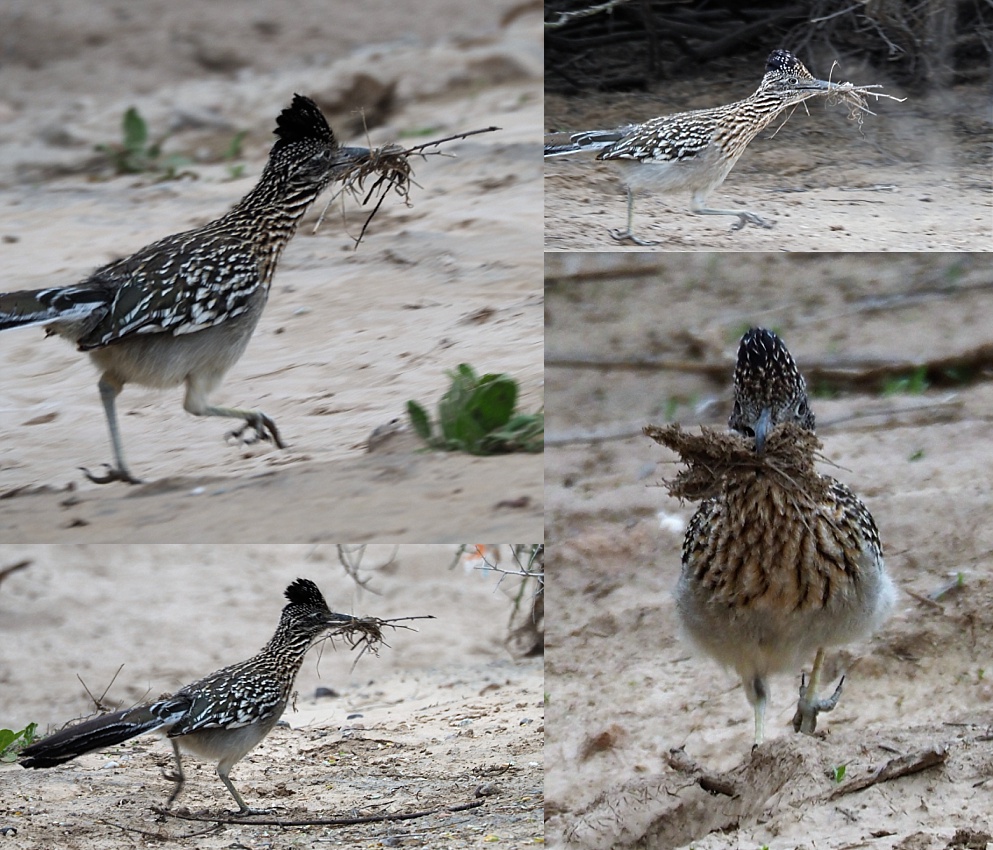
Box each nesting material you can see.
[323,616,391,663]
[816,77,906,131]
[643,422,831,504]
[317,126,500,245]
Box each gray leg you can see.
[217,757,267,815]
[163,740,186,808]
[749,675,769,745]
[793,647,845,734]
[692,206,774,231]
[81,374,142,484]
[184,380,285,449]
[609,188,660,246]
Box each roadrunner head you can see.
[281,578,353,641]
[758,49,833,105]
[268,94,369,192]
[729,327,814,453]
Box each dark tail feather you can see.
[0,287,105,333]
[19,706,163,768]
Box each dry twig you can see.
[315,126,500,247]
[644,422,829,505]
[319,614,433,666]
[158,798,485,827]
[828,744,947,799]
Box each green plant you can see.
[0,723,37,762]
[882,366,929,396]
[96,106,193,178]
[407,364,543,454]
[832,763,847,783]
[908,448,925,461]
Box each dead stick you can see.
[402,126,500,154]
[828,744,947,799]
[158,798,485,827]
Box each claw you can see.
[227,413,285,450]
[80,464,142,485]
[608,227,660,246]
[792,672,845,734]
[732,212,774,231]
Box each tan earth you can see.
[545,55,992,251]
[0,544,543,848]
[546,253,993,848]
[0,0,543,542]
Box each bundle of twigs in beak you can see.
[818,65,906,130]
[321,613,434,664]
[317,126,500,246]
[644,422,831,505]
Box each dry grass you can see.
[317,126,499,246]
[644,422,831,504]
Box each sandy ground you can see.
[544,53,993,251]
[0,0,543,541]
[0,544,543,848]
[545,253,993,848]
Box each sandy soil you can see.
[0,544,543,848]
[544,54,993,251]
[545,253,993,848]
[0,0,543,541]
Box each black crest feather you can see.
[284,577,327,607]
[273,94,335,150]
[766,49,801,74]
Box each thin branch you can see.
[828,744,948,799]
[0,559,30,590]
[77,664,126,714]
[157,798,485,827]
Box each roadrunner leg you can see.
[609,188,661,246]
[81,374,141,485]
[793,647,845,734]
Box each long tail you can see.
[19,705,165,768]
[544,127,635,159]
[0,286,105,333]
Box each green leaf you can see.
[406,400,433,441]
[0,723,37,762]
[122,107,148,152]
[224,130,247,160]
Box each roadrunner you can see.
[675,328,895,743]
[0,95,369,483]
[20,578,354,813]
[545,50,836,245]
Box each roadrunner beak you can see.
[754,407,773,454]
[800,77,835,93]
[327,610,358,623]
[332,145,372,171]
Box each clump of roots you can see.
[819,74,907,131]
[321,613,433,665]
[644,422,831,504]
[317,126,499,247]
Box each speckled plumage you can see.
[20,578,353,813]
[676,328,894,743]
[0,95,369,483]
[544,50,836,244]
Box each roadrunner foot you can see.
[227,414,285,449]
[80,464,142,485]
[730,212,774,231]
[793,672,845,734]
[608,228,660,246]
